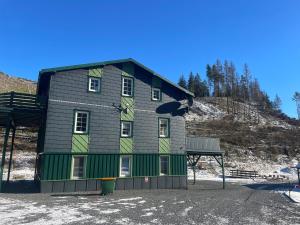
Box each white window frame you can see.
[122,77,133,97]
[159,118,169,138]
[71,155,86,179]
[160,156,169,176]
[88,77,101,92]
[152,88,161,101]
[121,121,132,137]
[74,111,89,134]
[120,155,132,177]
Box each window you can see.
[120,156,131,177]
[74,111,89,134]
[160,156,169,175]
[121,121,132,137]
[88,77,101,92]
[71,156,86,179]
[159,118,169,137]
[152,88,161,101]
[122,77,133,96]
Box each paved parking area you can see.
[0,181,299,225]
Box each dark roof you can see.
[39,58,194,97]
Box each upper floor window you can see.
[121,121,132,137]
[122,77,133,96]
[152,88,161,101]
[159,118,169,137]
[74,111,89,134]
[88,77,101,92]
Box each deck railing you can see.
[0,92,46,109]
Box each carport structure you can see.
[0,92,46,192]
[186,137,225,189]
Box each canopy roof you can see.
[186,137,224,156]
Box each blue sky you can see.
[1,0,299,118]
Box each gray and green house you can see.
[28,58,194,192]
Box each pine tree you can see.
[178,74,187,89]
[194,73,202,97]
[206,65,213,95]
[187,72,195,93]
[273,94,282,111]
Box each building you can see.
[0,58,225,193]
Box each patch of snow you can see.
[140,212,153,217]
[99,209,120,214]
[181,206,193,216]
[285,187,300,203]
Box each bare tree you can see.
[293,92,300,119]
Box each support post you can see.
[7,127,16,182]
[0,118,11,192]
[193,155,196,185]
[221,154,225,189]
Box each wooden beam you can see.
[7,127,16,182]
[221,155,225,189]
[0,116,11,192]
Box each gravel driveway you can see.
[0,181,299,225]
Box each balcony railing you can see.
[0,92,46,110]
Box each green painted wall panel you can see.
[159,138,170,153]
[88,68,103,77]
[86,154,120,179]
[132,154,159,176]
[121,97,134,121]
[120,138,133,153]
[72,134,89,153]
[42,154,72,180]
[170,154,187,176]
[41,153,186,181]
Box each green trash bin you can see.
[99,178,116,195]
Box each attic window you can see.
[152,88,161,101]
[88,77,101,92]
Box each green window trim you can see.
[70,155,87,180]
[158,117,170,138]
[87,76,101,94]
[119,155,132,177]
[151,87,162,102]
[159,155,170,176]
[73,110,90,135]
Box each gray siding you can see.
[44,64,187,154]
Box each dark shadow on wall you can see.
[156,101,188,116]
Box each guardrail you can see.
[0,92,46,109]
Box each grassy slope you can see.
[0,71,36,94]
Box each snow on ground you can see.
[185,99,293,129]
[285,187,300,203]
[2,151,36,180]
[188,154,299,184]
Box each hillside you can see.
[0,71,36,94]
[185,97,300,179]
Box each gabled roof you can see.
[39,58,194,97]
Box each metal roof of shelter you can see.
[186,137,224,156]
